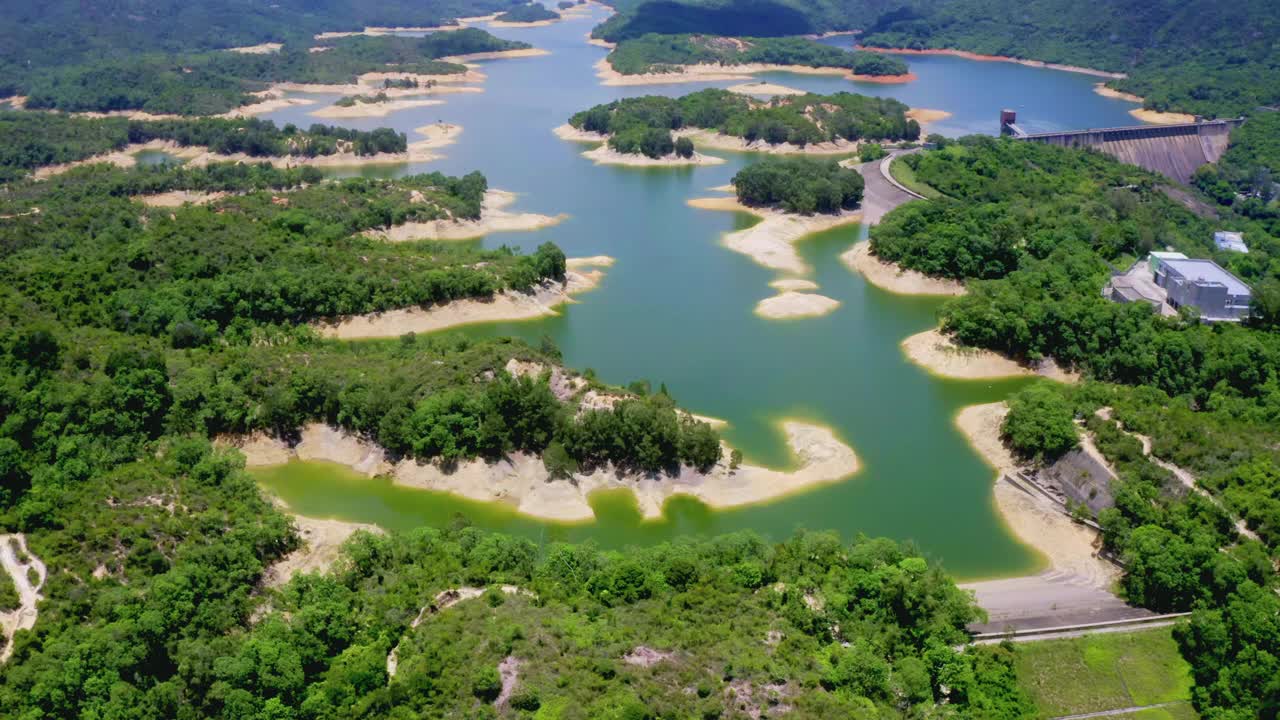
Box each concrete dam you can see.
[1001,111,1243,184]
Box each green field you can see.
[888,156,943,199]
[1014,627,1196,719]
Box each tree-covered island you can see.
[606,33,910,78]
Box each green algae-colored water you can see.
[252,5,1152,579]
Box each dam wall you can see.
[1002,113,1243,184]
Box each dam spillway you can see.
[1001,114,1243,184]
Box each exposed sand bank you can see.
[1129,108,1198,125]
[35,123,459,179]
[905,108,952,126]
[902,328,1080,383]
[688,194,861,274]
[313,20,487,40]
[226,42,282,54]
[586,36,616,49]
[678,128,860,156]
[310,97,444,118]
[315,257,611,339]
[240,418,859,523]
[840,242,967,296]
[595,57,909,86]
[754,291,840,320]
[859,46,1126,79]
[955,403,1118,587]
[553,123,610,143]
[138,190,228,207]
[489,18,561,28]
[224,93,317,118]
[263,513,382,587]
[727,81,806,97]
[581,145,725,167]
[1092,82,1144,104]
[0,534,46,663]
[769,278,818,291]
[365,188,564,242]
[439,48,551,63]
[270,69,487,96]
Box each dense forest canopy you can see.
[732,157,864,214]
[494,2,561,22]
[570,89,920,152]
[607,33,908,76]
[20,29,528,115]
[595,0,1279,117]
[0,0,524,96]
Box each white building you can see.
[1214,231,1248,253]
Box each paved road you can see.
[855,150,924,225]
[1051,701,1190,720]
[962,569,1154,635]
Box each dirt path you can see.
[1051,701,1190,720]
[387,585,532,677]
[1095,408,1260,543]
[0,534,47,663]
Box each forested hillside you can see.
[607,33,908,76]
[595,0,1279,117]
[865,135,1280,719]
[17,29,528,115]
[0,0,522,97]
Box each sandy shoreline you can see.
[755,291,840,319]
[581,145,725,167]
[138,190,228,207]
[726,81,806,97]
[553,123,610,143]
[1129,108,1198,125]
[316,257,611,339]
[365,188,564,242]
[678,128,861,155]
[1092,82,1144,104]
[840,242,967,296]
[860,46,1126,79]
[688,193,861,274]
[264,512,383,587]
[595,57,913,86]
[905,108,952,126]
[226,42,282,54]
[902,328,1080,383]
[311,98,444,118]
[238,418,860,523]
[955,403,1118,587]
[34,123,461,178]
[439,48,551,63]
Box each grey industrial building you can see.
[1152,255,1252,321]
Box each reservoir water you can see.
[253,5,1150,579]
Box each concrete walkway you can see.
[1050,701,1190,720]
[963,569,1153,635]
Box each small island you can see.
[490,3,561,27]
[601,33,913,83]
[563,89,920,160]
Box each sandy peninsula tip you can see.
[841,242,967,296]
[689,193,861,275]
[901,328,1080,383]
[365,188,564,242]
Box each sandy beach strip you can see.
[581,145,725,167]
[754,291,840,319]
[858,46,1126,79]
[365,188,564,242]
[1129,108,1198,125]
[315,259,610,339]
[553,123,610,143]
[35,123,461,179]
[488,17,561,28]
[223,93,318,118]
[905,108,952,126]
[678,128,861,156]
[1092,82,1144,104]
[138,190,228,207]
[263,511,383,587]
[769,278,818,291]
[310,98,445,119]
[439,48,551,63]
[595,58,905,86]
[585,36,616,49]
[226,42,282,54]
[955,403,1119,586]
[688,193,861,274]
[727,81,806,97]
[840,242,967,296]
[238,417,859,523]
[901,328,1080,383]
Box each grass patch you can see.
[888,157,943,199]
[1014,627,1195,719]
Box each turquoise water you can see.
[254,7,1150,579]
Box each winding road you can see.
[0,533,47,663]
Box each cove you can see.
[253,5,1150,580]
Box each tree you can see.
[1001,384,1078,461]
[674,136,694,158]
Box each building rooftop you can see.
[1161,258,1251,295]
[1214,231,1248,253]
[1150,251,1188,260]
